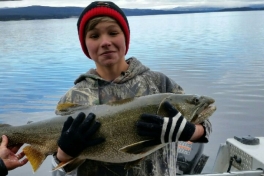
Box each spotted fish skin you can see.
[0,93,216,172]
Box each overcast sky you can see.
[1,0,264,9]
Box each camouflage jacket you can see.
[52,57,212,176]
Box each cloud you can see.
[0,0,264,9]
[0,0,21,1]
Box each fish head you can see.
[159,94,216,124]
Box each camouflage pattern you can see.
[52,57,212,176]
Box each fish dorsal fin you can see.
[119,140,162,154]
[23,145,47,172]
[56,102,81,111]
[52,158,85,174]
[107,97,135,106]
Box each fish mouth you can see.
[200,104,216,116]
[191,103,216,124]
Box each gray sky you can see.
[0,0,264,9]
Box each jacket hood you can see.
[74,57,149,85]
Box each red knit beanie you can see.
[77,1,130,59]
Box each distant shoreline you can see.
[0,6,263,21]
[0,15,80,21]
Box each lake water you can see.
[1,10,264,175]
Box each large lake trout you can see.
[0,93,216,172]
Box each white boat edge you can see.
[181,136,264,176]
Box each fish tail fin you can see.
[23,145,47,172]
[119,140,163,154]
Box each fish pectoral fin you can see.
[65,158,86,174]
[53,158,86,174]
[124,158,145,170]
[119,140,161,154]
[23,145,47,172]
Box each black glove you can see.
[137,101,195,143]
[58,112,105,158]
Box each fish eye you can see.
[192,96,200,105]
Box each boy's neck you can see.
[96,60,129,81]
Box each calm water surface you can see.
[1,11,264,175]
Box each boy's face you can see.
[85,21,126,68]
